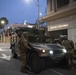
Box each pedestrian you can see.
[18,32,31,73]
[62,36,74,70]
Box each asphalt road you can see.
[0,43,76,75]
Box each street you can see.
[0,43,76,75]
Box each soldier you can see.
[18,32,31,73]
[53,38,61,45]
[62,36,74,70]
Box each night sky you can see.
[0,0,46,26]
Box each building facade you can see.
[0,23,35,42]
[41,0,76,46]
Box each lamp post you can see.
[33,0,40,29]
[25,0,40,29]
[37,0,40,29]
[0,17,8,42]
[37,0,39,19]
[0,19,6,42]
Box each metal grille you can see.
[53,50,63,55]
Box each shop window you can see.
[57,0,69,8]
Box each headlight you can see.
[42,50,46,53]
[62,49,67,53]
[49,50,53,55]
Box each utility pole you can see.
[36,0,40,29]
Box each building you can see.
[0,23,35,42]
[41,0,76,46]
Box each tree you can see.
[0,17,8,28]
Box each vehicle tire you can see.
[29,52,41,74]
[59,57,67,65]
[11,46,17,59]
[40,58,46,71]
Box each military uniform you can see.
[62,39,74,70]
[18,32,30,73]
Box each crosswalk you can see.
[0,47,11,60]
[0,48,11,51]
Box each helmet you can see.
[22,32,28,37]
[17,31,22,37]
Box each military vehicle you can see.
[10,27,47,73]
[10,27,67,73]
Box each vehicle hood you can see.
[32,43,64,51]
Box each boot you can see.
[21,66,27,73]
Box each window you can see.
[57,0,69,8]
[73,0,76,1]
[47,0,52,11]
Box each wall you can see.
[47,14,76,48]
[68,28,76,47]
[47,14,76,31]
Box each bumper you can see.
[41,54,67,63]
[50,56,66,62]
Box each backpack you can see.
[62,40,72,50]
[69,40,74,49]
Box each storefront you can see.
[48,29,67,40]
[41,0,76,48]
[47,14,76,45]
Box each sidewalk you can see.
[0,42,10,49]
[0,41,10,43]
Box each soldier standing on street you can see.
[62,36,74,70]
[18,32,31,73]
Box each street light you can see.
[0,20,6,28]
[24,20,27,25]
[1,20,5,25]
[0,17,8,42]
[0,17,8,28]
[39,12,42,16]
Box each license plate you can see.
[41,53,47,56]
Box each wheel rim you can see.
[31,56,38,69]
[30,53,40,70]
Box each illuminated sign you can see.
[50,24,68,30]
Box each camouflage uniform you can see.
[62,39,74,70]
[18,32,30,72]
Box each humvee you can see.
[10,27,67,73]
[10,27,47,73]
